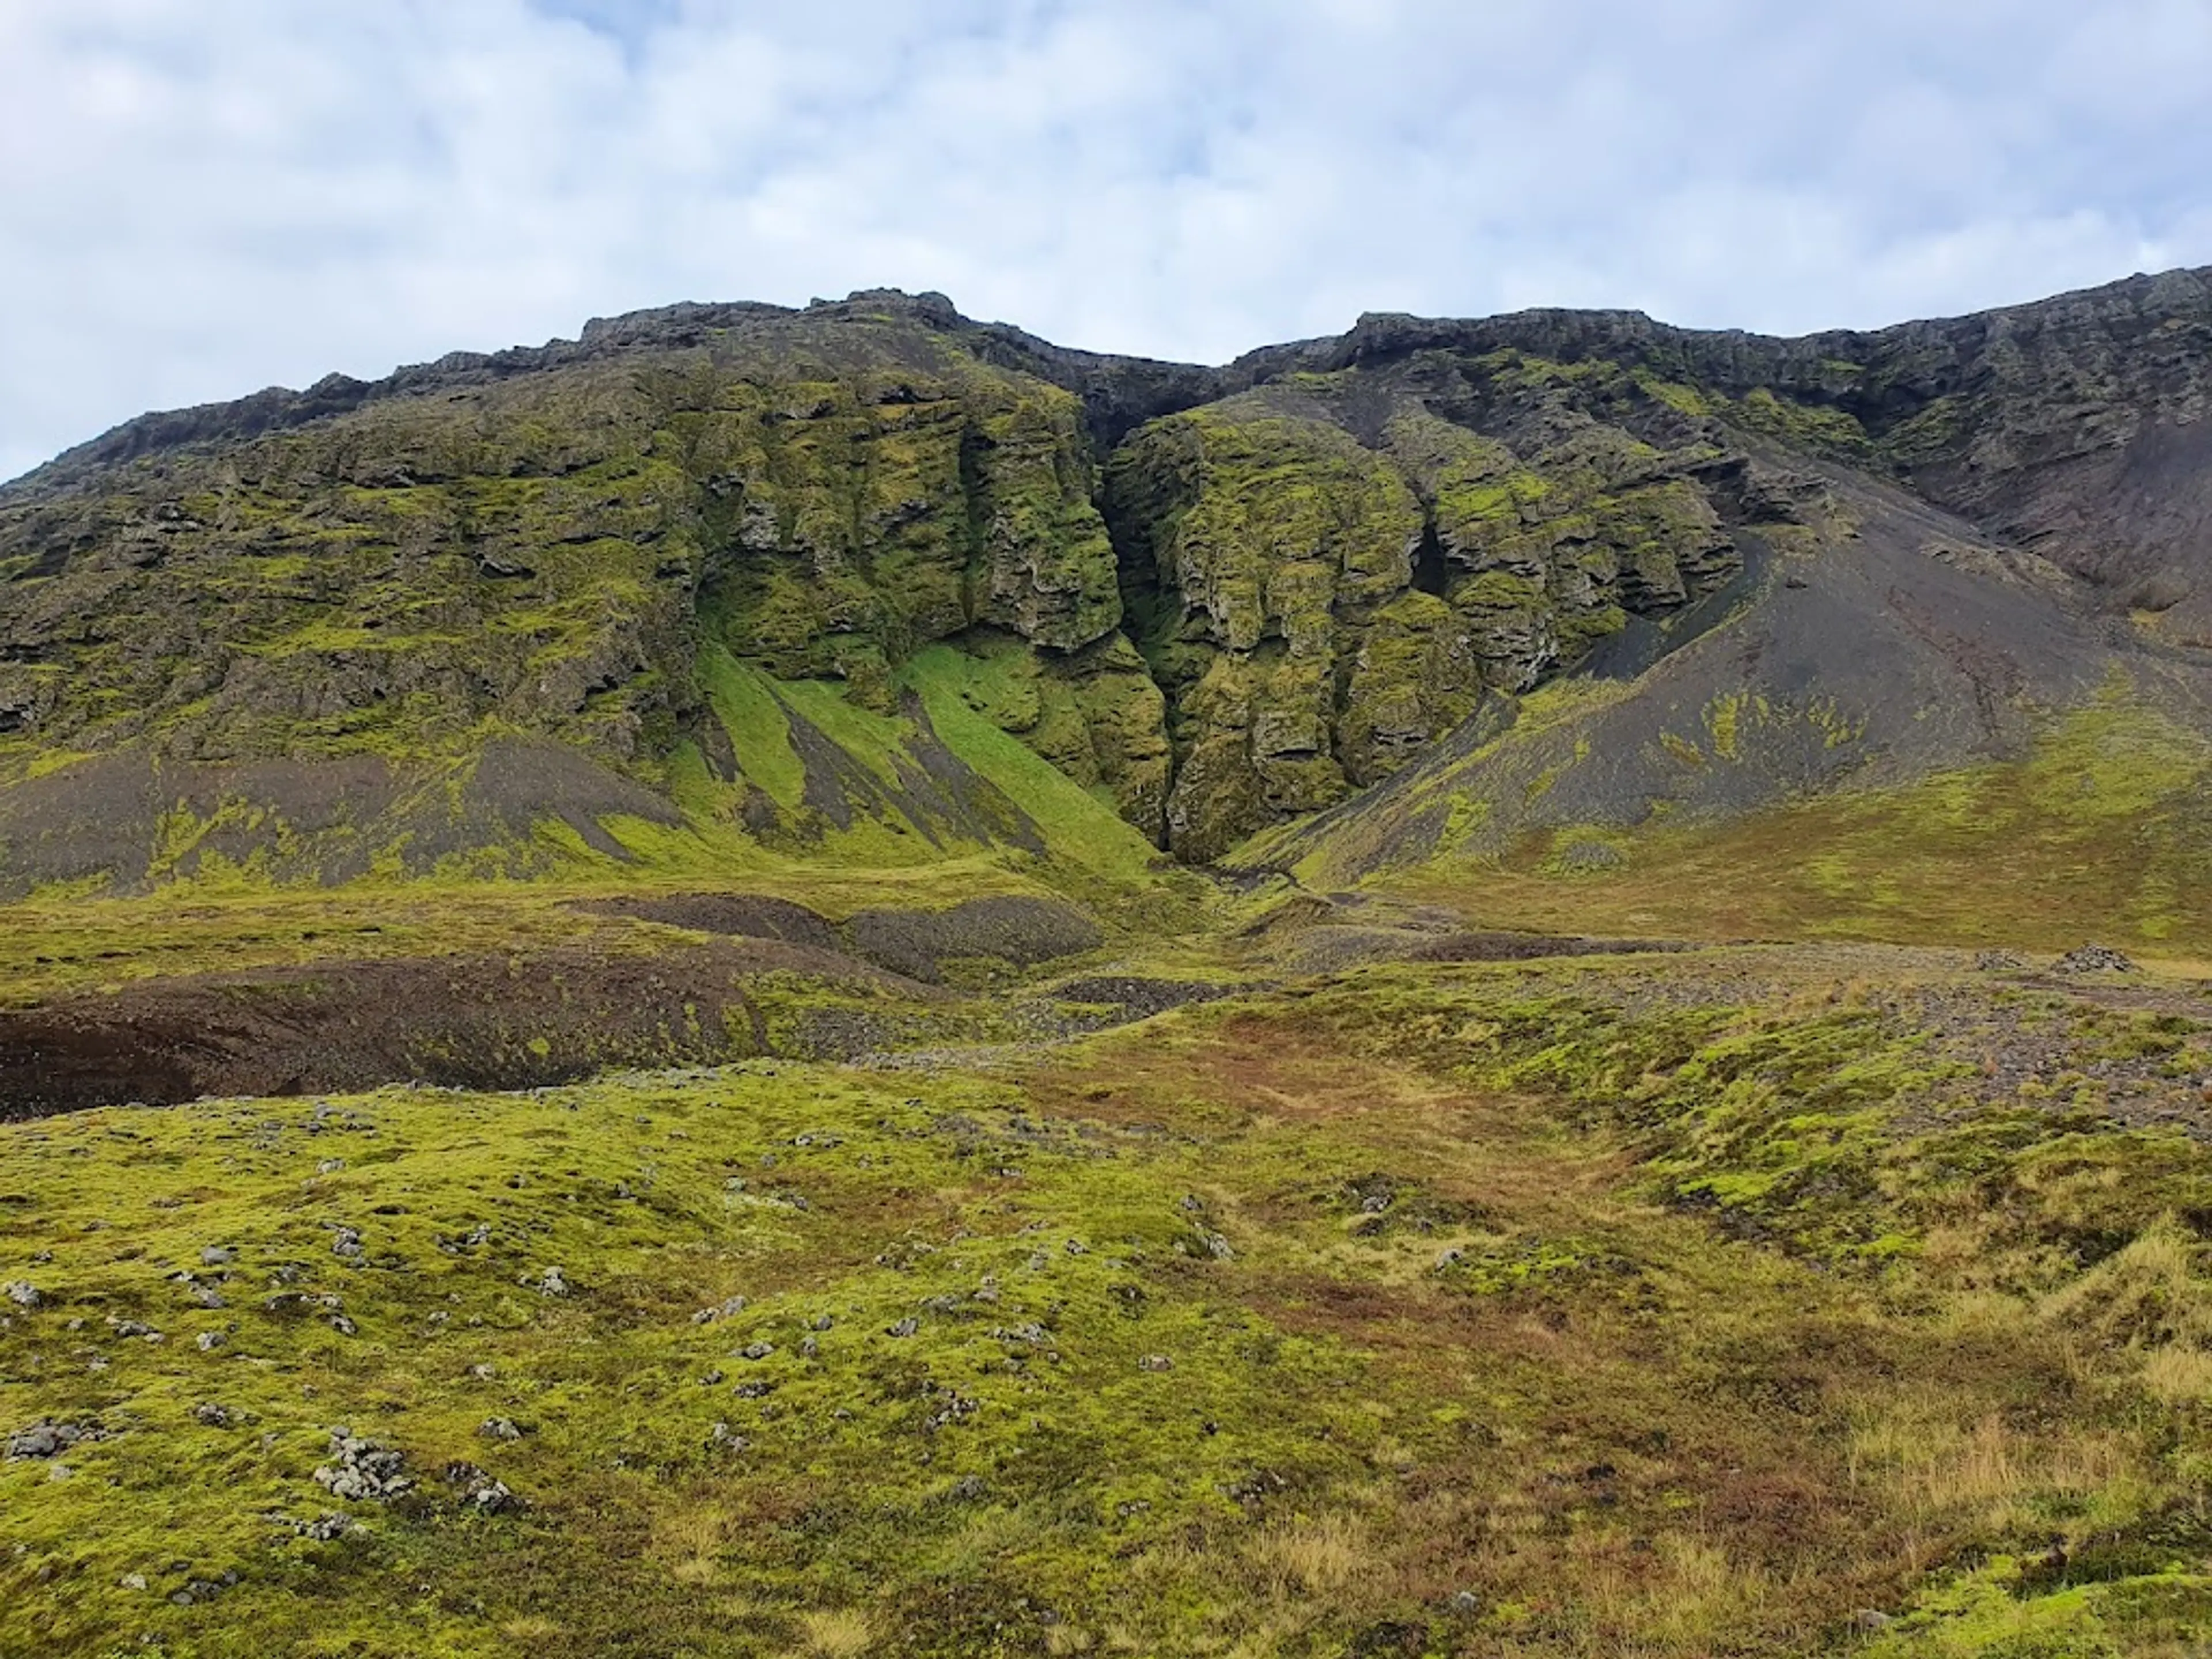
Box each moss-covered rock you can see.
[1104,377,1744,856]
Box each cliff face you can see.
[1101,369,1743,858]
[4,268,2212,889]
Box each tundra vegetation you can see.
[7,273,2212,1655]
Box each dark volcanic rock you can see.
[0,938,948,1118]
[840,896,1104,983]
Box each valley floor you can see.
[7,931,2212,1657]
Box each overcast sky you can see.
[4,1,2210,482]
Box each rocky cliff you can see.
[5,268,2211,892]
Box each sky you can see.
[4,1,2211,483]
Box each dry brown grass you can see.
[650,1502,737,1588]
[1245,1512,1374,1599]
[792,1607,877,1658]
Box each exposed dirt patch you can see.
[1044,976,1243,1020]
[839,895,1103,983]
[566,893,838,949]
[0,940,943,1118]
[1402,930,1695,963]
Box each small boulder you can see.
[2055,944,2140,975]
[7,1420,97,1461]
[444,1462,522,1514]
[313,1429,412,1503]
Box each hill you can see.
[10,271,2212,1657]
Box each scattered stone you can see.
[108,1317,160,1340]
[1138,1354,1175,1373]
[926,1391,980,1430]
[692,1295,748,1325]
[120,1574,149,1592]
[468,1363,498,1382]
[264,1291,315,1317]
[886,1317,919,1338]
[267,1511,359,1542]
[739,1341,775,1361]
[949,1475,988,1502]
[189,1283,228,1310]
[1202,1232,1234,1261]
[1435,1248,1467,1270]
[1853,1610,1893,1632]
[444,1462,522,1514]
[2055,944,2140,975]
[708,1422,749,1452]
[331,1228,364,1262]
[46,1463,72,1482]
[1975,950,2026,971]
[313,1429,412,1503]
[194,1404,235,1429]
[4,1281,41,1309]
[1449,1591,1482,1615]
[317,1159,346,1176]
[525,1267,570,1298]
[7,1420,99,1461]
[479,1418,525,1442]
[329,1315,358,1337]
[809,1314,835,1332]
[196,1332,228,1353]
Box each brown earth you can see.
[0,938,946,1119]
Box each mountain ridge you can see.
[20,262,2209,494]
[4,264,2212,922]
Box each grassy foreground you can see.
[7,949,2212,1657]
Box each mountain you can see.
[5,269,2212,932]
[16,272,2212,1659]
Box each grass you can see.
[7,949,2212,1654]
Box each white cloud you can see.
[2,0,2210,478]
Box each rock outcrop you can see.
[5,268,2212,878]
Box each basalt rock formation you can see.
[5,268,2212,891]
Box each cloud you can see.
[2,0,2209,477]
